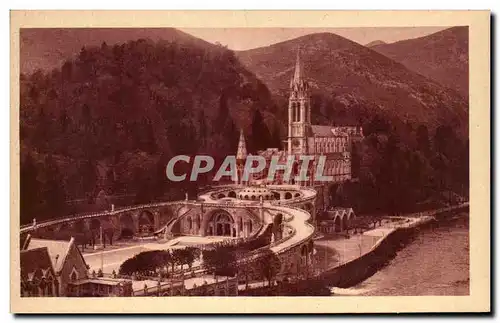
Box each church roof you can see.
[311,125,334,137]
[311,125,357,137]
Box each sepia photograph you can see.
[10,10,490,313]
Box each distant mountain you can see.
[365,40,387,47]
[371,27,468,98]
[20,28,213,74]
[236,32,468,137]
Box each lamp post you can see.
[100,226,104,274]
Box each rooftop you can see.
[20,247,54,281]
[311,125,363,137]
[24,237,75,273]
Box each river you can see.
[331,213,470,296]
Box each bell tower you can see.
[287,48,311,156]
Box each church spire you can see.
[290,47,304,88]
[236,129,247,161]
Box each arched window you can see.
[305,102,309,122]
[297,103,301,122]
[187,216,192,230]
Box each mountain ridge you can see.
[371,26,468,97]
[236,31,468,137]
[20,28,214,74]
[365,40,387,47]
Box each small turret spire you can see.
[236,129,247,161]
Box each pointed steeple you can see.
[290,47,304,88]
[236,129,247,161]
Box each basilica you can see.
[252,50,363,187]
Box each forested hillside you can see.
[20,38,281,224]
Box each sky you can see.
[180,27,449,50]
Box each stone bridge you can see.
[21,184,320,279]
[22,185,316,239]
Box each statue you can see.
[185,192,189,201]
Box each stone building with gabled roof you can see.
[21,234,133,297]
[22,234,89,296]
[20,247,58,296]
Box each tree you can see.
[20,153,40,224]
[40,154,66,219]
[270,121,282,149]
[59,109,69,135]
[171,249,184,272]
[256,251,281,287]
[138,118,158,155]
[202,245,237,279]
[33,107,50,152]
[250,109,272,153]
[434,125,455,157]
[238,260,252,291]
[119,250,174,277]
[183,247,201,270]
[198,110,207,148]
[416,124,431,157]
[81,159,98,200]
[209,92,239,156]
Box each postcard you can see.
[10,10,490,313]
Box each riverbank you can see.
[338,214,469,296]
[317,215,435,289]
[239,204,468,296]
